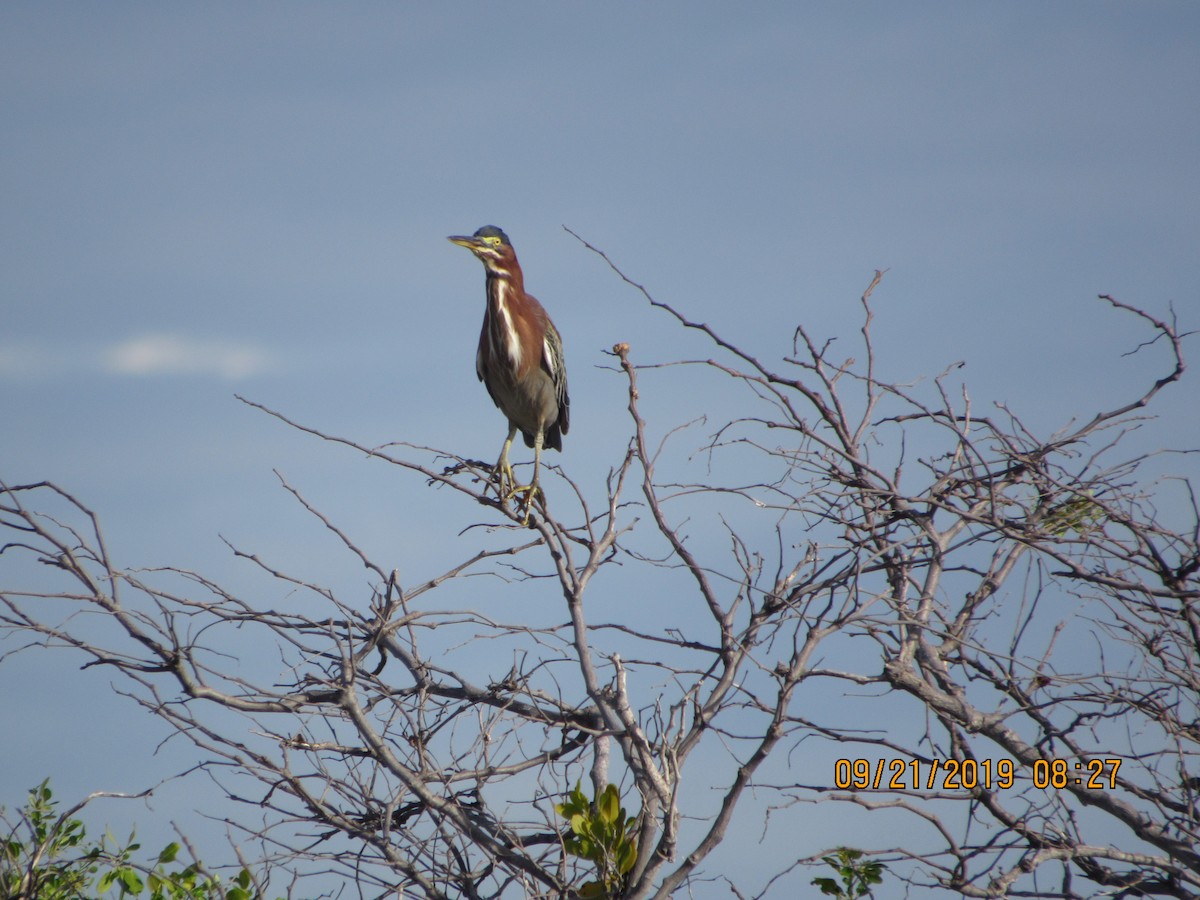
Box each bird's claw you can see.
[490,460,516,501]
[488,461,537,524]
[504,483,543,526]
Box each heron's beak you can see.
[447,235,483,250]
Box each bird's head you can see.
[447,225,518,276]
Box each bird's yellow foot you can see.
[490,458,516,501]
[505,483,542,526]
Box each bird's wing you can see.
[542,321,569,435]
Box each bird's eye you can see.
[484,237,501,248]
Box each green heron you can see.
[447,226,569,516]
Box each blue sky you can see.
[2,2,1198,891]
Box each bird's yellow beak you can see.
[447,235,483,250]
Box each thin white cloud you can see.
[103,334,277,379]
[0,335,278,381]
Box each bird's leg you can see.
[507,431,545,525]
[530,431,543,501]
[492,423,518,500]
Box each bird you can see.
[447,226,569,518]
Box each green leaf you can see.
[156,842,180,864]
[617,839,637,875]
[569,812,588,836]
[119,866,145,894]
[597,784,620,825]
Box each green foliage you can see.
[1041,490,1105,537]
[2,780,92,900]
[555,782,639,899]
[810,847,885,899]
[1,780,265,900]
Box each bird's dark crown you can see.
[474,225,510,246]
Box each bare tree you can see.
[2,240,1197,899]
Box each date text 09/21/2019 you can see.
[834,757,1122,792]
